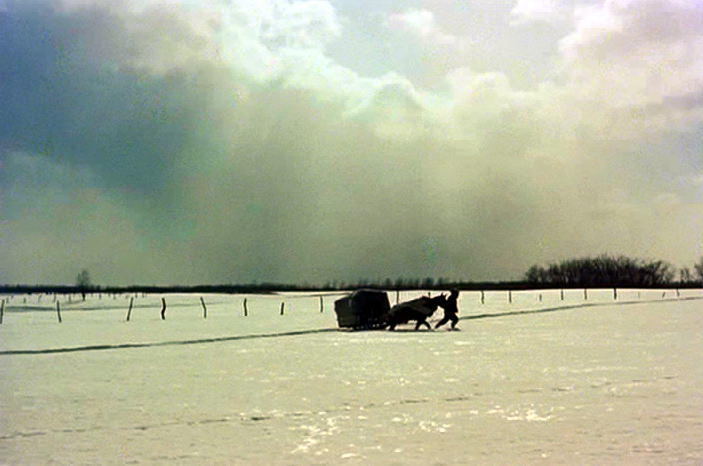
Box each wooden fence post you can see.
[200,297,207,319]
[160,298,166,320]
[56,301,62,323]
[280,302,285,315]
[126,297,133,322]
[508,290,512,304]
[584,288,588,301]
[243,298,248,317]
[613,288,617,300]
[480,290,485,304]
[560,289,564,301]
[539,293,542,302]
[319,296,324,313]
[396,290,400,305]
[0,299,4,325]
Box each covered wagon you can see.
[334,289,390,330]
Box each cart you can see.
[334,289,390,330]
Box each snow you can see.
[1,289,702,464]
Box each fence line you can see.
[0,288,701,325]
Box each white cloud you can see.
[56,0,343,78]
[559,0,703,116]
[443,67,543,144]
[343,73,443,139]
[51,0,402,112]
[262,0,341,49]
[510,0,571,25]
[388,8,461,47]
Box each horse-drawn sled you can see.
[334,289,447,331]
[333,289,390,330]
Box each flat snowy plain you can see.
[1,288,702,464]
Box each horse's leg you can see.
[414,320,422,331]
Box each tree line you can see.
[524,255,703,288]
[2,256,702,295]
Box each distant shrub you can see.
[525,255,675,287]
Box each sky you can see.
[0,0,702,286]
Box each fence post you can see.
[613,288,617,300]
[480,290,485,304]
[160,298,166,320]
[280,302,285,315]
[560,289,564,301]
[243,298,248,317]
[396,290,400,305]
[319,295,324,313]
[539,293,542,302]
[508,290,512,304]
[56,301,62,323]
[200,297,207,319]
[676,288,680,298]
[126,297,133,322]
[0,299,4,324]
[584,288,588,301]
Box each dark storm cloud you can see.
[0,3,192,195]
[0,2,445,284]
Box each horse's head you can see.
[423,294,447,310]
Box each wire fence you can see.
[1,287,701,325]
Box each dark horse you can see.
[386,294,447,331]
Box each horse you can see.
[386,294,447,331]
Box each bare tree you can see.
[679,267,692,283]
[76,269,91,301]
[694,257,703,283]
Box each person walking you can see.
[435,289,460,330]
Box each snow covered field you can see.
[1,289,702,464]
